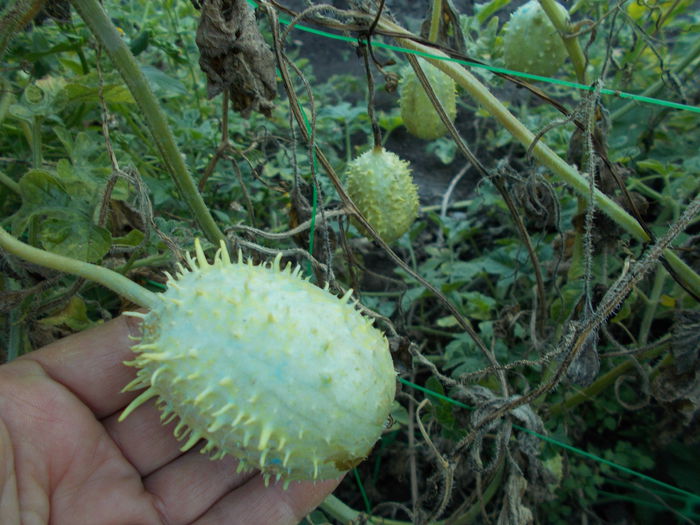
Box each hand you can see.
[0,315,341,525]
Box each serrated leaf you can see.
[12,169,73,233]
[463,291,497,320]
[425,376,459,437]
[437,315,458,328]
[427,138,456,164]
[320,101,364,122]
[550,280,584,322]
[11,169,111,262]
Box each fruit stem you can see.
[537,0,587,83]
[69,0,227,247]
[377,18,700,300]
[0,226,159,309]
[428,0,442,43]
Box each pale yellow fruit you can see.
[120,240,396,487]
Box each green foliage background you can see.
[1,0,700,523]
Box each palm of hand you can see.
[0,315,340,525]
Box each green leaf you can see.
[141,65,188,98]
[425,376,461,439]
[39,296,96,331]
[113,229,145,247]
[475,0,511,24]
[38,217,111,262]
[11,169,111,262]
[550,280,584,322]
[13,170,72,234]
[427,138,457,164]
[56,70,134,107]
[462,291,497,320]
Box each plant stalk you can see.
[0,171,20,195]
[0,0,46,62]
[0,226,158,309]
[638,268,666,346]
[538,0,587,83]
[69,0,226,246]
[428,0,442,43]
[317,456,505,524]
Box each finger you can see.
[143,447,255,525]
[192,475,343,525]
[102,398,186,476]
[19,313,143,418]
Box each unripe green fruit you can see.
[120,241,396,487]
[399,59,457,140]
[503,0,569,77]
[346,147,419,243]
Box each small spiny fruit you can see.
[120,240,396,487]
[399,59,457,140]
[503,0,569,77]
[345,147,419,243]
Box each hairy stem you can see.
[0,0,46,62]
[0,226,158,309]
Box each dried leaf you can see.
[195,0,276,117]
[671,310,700,373]
[497,471,533,525]
[566,327,600,387]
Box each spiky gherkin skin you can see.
[346,147,419,244]
[120,242,396,486]
[503,0,569,77]
[399,59,457,140]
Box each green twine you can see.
[295,76,318,277]
[353,466,373,514]
[248,0,700,115]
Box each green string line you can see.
[353,466,373,514]
[295,90,318,277]
[248,0,700,115]
[398,377,700,507]
[597,490,699,517]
